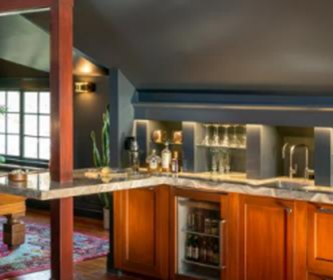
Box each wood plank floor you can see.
[6,210,142,280]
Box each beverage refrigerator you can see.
[172,189,227,280]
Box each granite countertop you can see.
[0,169,333,204]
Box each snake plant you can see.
[91,106,111,209]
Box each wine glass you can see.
[220,124,231,147]
[230,125,242,148]
[239,125,247,148]
[210,147,219,173]
[211,124,220,146]
[201,124,211,146]
[218,148,227,174]
[224,151,231,173]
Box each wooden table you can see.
[0,194,26,248]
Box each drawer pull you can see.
[318,208,333,214]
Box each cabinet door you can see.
[114,186,170,279]
[308,203,333,275]
[239,195,295,280]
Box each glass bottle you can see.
[161,142,172,172]
[171,151,179,174]
[129,140,140,173]
[200,237,208,263]
[213,240,220,265]
[146,149,161,174]
[186,234,193,260]
[192,236,200,261]
[207,238,214,264]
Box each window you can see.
[0,90,50,163]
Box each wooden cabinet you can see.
[308,203,333,276]
[238,195,295,280]
[113,185,170,279]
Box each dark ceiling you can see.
[2,1,333,90]
[0,58,48,78]
[72,0,333,90]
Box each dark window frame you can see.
[0,88,50,168]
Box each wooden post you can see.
[50,0,74,280]
[50,0,74,183]
[0,1,75,280]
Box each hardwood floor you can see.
[7,210,142,280]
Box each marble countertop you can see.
[1,169,333,204]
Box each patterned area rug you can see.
[0,222,109,279]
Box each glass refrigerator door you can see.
[177,197,224,280]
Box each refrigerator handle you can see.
[219,220,227,270]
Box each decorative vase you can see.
[103,208,110,230]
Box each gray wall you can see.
[74,76,110,168]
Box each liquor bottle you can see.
[161,142,172,172]
[129,140,140,173]
[146,149,161,174]
[199,237,208,263]
[186,234,193,260]
[187,210,195,230]
[213,240,220,265]
[171,151,179,174]
[207,238,214,264]
[192,236,200,261]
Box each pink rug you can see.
[0,221,109,279]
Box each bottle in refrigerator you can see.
[161,142,172,172]
[207,238,214,264]
[199,237,208,263]
[186,234,193,260]
[213,240,220,265]
[192,236,200,261]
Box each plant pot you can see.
[103,208,110,230]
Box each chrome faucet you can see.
[282,143,290,159]
[289,144,314,179]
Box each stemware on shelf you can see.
[224,151,231,173]
[230,125,242,148]
[211,124,220,146]
[218,149,226,174]
[220,124,231,147]
[239,125,247,147]
[210,147,219,173]
[201,124,212,146]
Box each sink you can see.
[262,180,310,190]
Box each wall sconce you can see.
[75,82,96,93]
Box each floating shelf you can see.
[151,141,182,146]
[196,144,246,150]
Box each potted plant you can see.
[91,106,111,229]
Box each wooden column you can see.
[50,198,74,280]
[50,0,74,280]
[0,1,75,280]
[50,0,74,182]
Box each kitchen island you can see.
[1,170,333,280]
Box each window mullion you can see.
[20,90,24,159]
